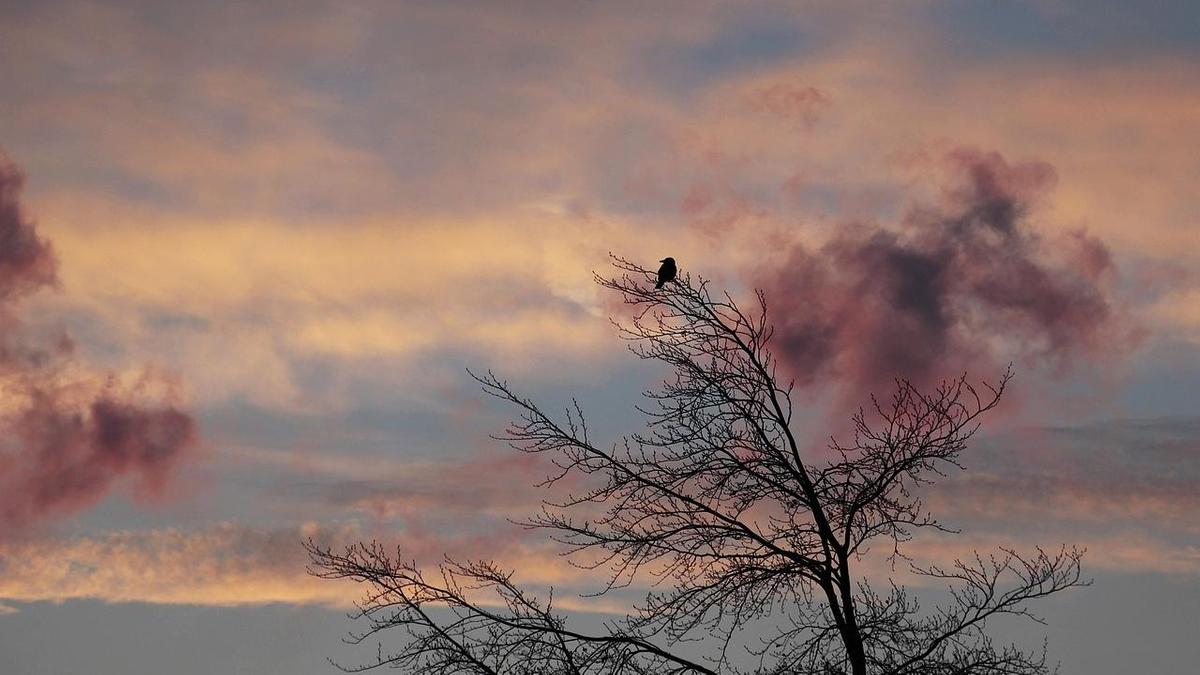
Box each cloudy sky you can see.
[0,1,1198,673]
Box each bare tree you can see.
[307,257,1087,674]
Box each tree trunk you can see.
[845,632,867,675]
[838,565,868,675]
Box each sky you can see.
[0,1,1198,673]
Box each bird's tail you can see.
[655,280,664,289]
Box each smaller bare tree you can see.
[307,256,1087,674]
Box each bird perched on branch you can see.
[655,257,677,289]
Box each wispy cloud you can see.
[0,521,606,613]
[0,523,358,609]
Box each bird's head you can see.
[660,257,675,264]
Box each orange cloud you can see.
[0,523,358,609]
[0,521,613,613]
[25,194,726,409]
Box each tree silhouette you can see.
[307,256,1087,674]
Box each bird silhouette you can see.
[655,257,677,289]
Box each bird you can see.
[655,257,677,289]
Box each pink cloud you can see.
[0,151,199,533]
[746,83,830,129]
[757,147,1137,404]
[1,386,196,530]
[0,158,57,303]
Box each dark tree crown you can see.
[307,255,1087,675]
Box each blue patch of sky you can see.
[199,399,454,457]
[637,15,820,96]
[72,469,263,532]
[18,153,182,211]
[932,0,1200,63]
[142,310,212,332]
[1116,337,1200,418]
